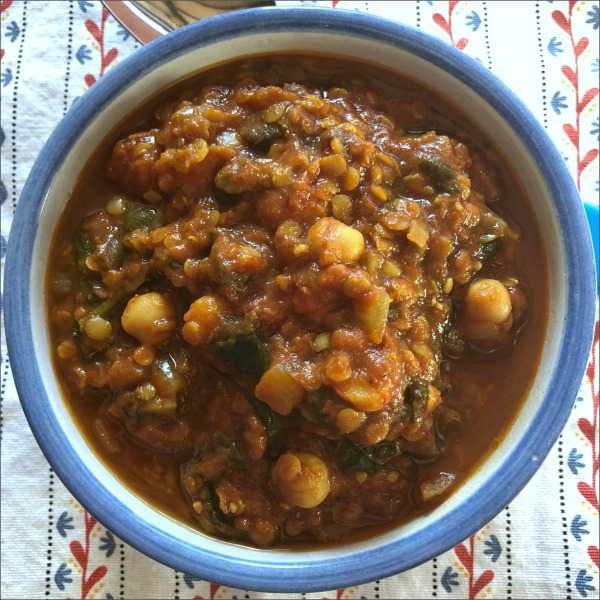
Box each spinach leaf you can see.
[248,395,286,437]
[215,432,246,467]
[473,237,501,263]
[404,380,429,423]
[124,203,163,232]
[419,154,459,194]
[76,229,95,305]
[336,438,402,473]
[208,319,270,379]
[240,117,282,149]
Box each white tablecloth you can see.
[1,1,598,598]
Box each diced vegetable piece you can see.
[307,217,365,266]
[93,418,121,455]
[406,219,430,249]
[255,364,305,416]
[353,286,390,344]
[332,376,389,412]
[419,471,456,502]
[137,395,178,415]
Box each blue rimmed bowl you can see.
[4,6,596,593]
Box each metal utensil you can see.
[103,1,274,44]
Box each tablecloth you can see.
[1,1,598,598]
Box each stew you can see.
[47,54,548,547]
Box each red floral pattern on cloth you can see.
[1,2,598,598]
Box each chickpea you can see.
[464,278,512,324]
[272,451,331,509]
[461,278,513,345]
[121,292,177,346]
[307,217,365,266]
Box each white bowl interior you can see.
[31,30,565,565]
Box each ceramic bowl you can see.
[4,6,596,593]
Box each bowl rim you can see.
[4,5,596,593]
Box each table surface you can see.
[1,1,598,599]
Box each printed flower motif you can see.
[576,569,596,597]
[99,530,116,558]
[548,36,564,56]
[570,515,590,541]
[442,566,460,592]
[83,6,119,88]
[184,573,202,589]
[465,11,481,32]
[54,563,73,591]
[568,448,585,474]
[78,0,93,12]
[0,125,6,206]
[76,44,92,64]
[551,90,568,114]
[4,20,19,42]
[1,68,13,87]
[455,533,496,598]
[483,535,502,562]
[56,511,75,537]
[432,2,469,50]
[115,24,131,41]
[586,5,599,30]
[192,583,222,599]
[66,510,109,599]
[591,118,599,140]
[551,3,600,189]
[592,58,599,72]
